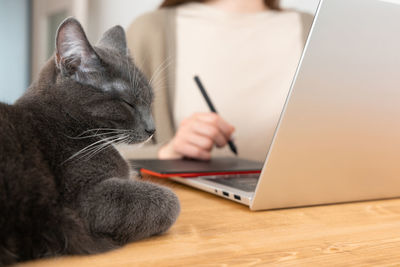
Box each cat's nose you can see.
[145,128,156,135]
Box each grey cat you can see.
[0,17,180,266]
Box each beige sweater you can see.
[120,6,313,160]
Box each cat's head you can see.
[54,17,155,144]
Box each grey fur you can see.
[0,17,179,266]
[97,25,128,56]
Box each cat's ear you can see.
[97,25,128,55]
[55,17,100,76]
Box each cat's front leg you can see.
[78,178,180,244]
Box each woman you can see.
[123,0,313,161]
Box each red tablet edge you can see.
[140,168,261,178]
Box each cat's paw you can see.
[145,183,180,235]
[81,178,180,243]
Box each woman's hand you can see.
[158,112,235,160]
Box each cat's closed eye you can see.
[121,99,136,111]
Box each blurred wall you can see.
[0,0,30,104]
[281,0,320,14]
[87,0,160,43]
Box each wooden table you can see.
[19,177,400,267]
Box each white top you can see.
[174,3,305,161]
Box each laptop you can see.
[171,0,400,210]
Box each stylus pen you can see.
[194,75,238,156]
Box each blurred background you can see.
[0,0,319,104]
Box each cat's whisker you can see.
[84,135,125,156]
[70,139,121,162]
[67,131,124,140]
[150,72,169,86]
[62,135,123,164]
[70,128,128,138]
[134,135,154,148]
[150,79,169,94]
[84,134,129,160]
[148,58,170,87]
[114,137,131,147]
[78,129,131,138]
[72,131,150,162]
[81,128,131,133]
[152,63,171,88]
[149,57,172,87]
[132,58,140,90]
[125,56,135,93]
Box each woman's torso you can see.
[173,3,305,161]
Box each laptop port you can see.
[222,191,229,197]
[234,195,241,201]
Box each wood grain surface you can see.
[18,177,400,267]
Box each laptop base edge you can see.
[170,177,253,207]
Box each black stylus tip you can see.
[228,141,238,156]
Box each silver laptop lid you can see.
[252,0,400,210]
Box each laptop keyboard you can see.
[203,173,260,192]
